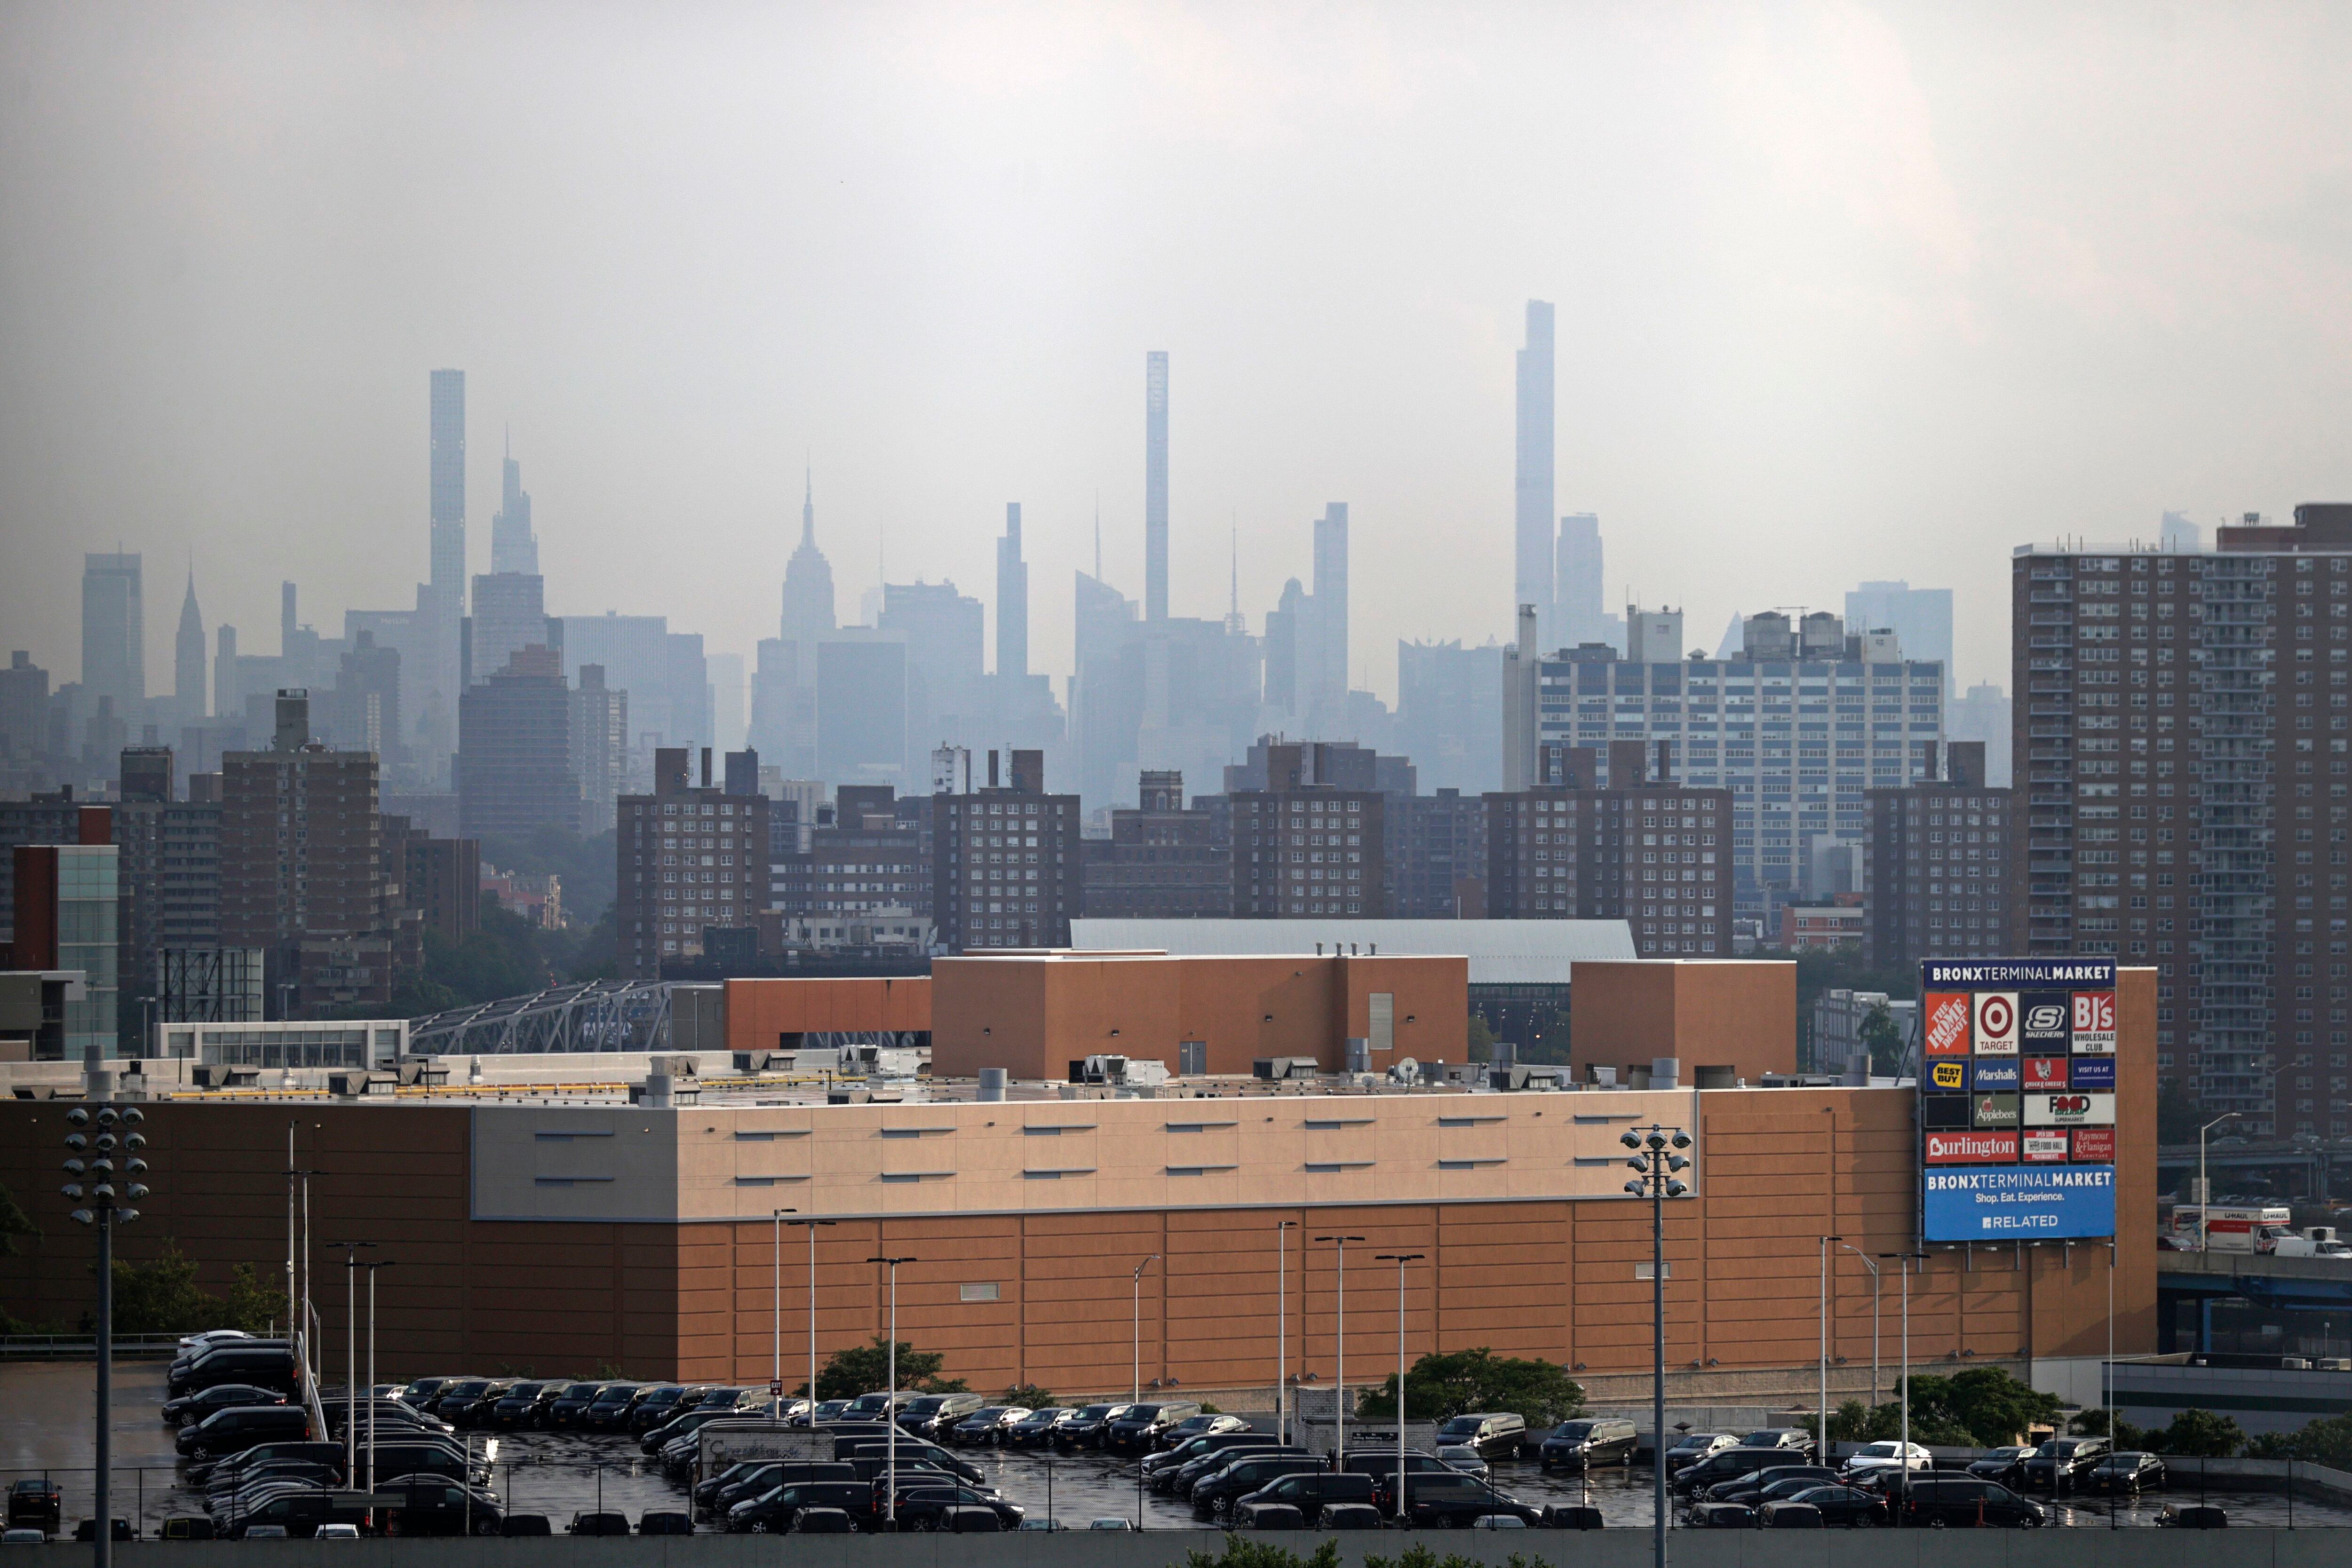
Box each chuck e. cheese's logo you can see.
[1923,993,1972,1056]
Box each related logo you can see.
[1924,993,1973,1056]
[1931,1060,1970,1091]
[2026,1092,2116,1127]
[1972,992,2019,1056]
[2022,1056,2069,1090]
[2070,1057,2115,1092]
[2022,1132,2071,1164]
[2072,991,2117,1054]
[2021,991,2071,1051]
[1926,1130,2018,1164]
[1973,1092,2021,1129]
[2073,1127,2118,1163]
[1970,1058,2021,1091]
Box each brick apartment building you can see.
[615,746,771,977]
[1230,743,1389,918]
[1865,740,2017,966]
[929,749,1081,950]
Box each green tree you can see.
[88,1243,219,1335]
[2156,1076,2207,1147]
[812,1335,967,1402]
[1002,1383,1055,1408]
[2153,1408,2243,1457]
[1354,1347,1584,1427]
[0,1179,38,1255]
[1859,1002,1905,1076]
[1183,1536,1344,1568]
[1464,1013,1496,1064]
[218,1263,284,1334]
[2249,1412,2352,1466]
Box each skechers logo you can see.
[2024,1004,2066,1032]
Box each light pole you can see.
[2197,1113,2241,1251]
[326,1241,375,1476]
[1622,1122,1692,1568]
[868,1255,914,1528]
[794,1219,836,1413]
[1818,1235,1833,1457]
[1130,1256,1160,1402]
[1838,1242,1880,1406]
[364,1260,393,1494]
[1881,1251,1921,1523]
[770,1209,797,1418]
[64,1104,147,1568]
[1376,1252,1423,1523]
[1275,1220,1297,1443]
[1316,1234,1364,1467]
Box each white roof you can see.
[1067,919,1635,987]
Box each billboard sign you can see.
[1922,1165,2116,1239]
[1918,958,2119,1243]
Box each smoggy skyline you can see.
[8,2,2352,705]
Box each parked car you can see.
[640,1407,738,1455]
[162,1383,286,1427]
[705,1463,856,1515]
[565,1513,631,1536]
[898,1392,986,1437]
[789,1508,856,1535]
[638,1512,693,1536]
[625,1385,690,1432]
[1148,1431,1282,1484]
[1436,1446,1489,1479]
[2020,1436,2110,1489]
[1538,1418,1638,1471]
[542,1382,612,1429]
[948,1406,1032,1445]
[166,1347,297,1400]
[1343,1449,1458,1509]
[486,1382,551,1429]
[177,1405,311,1460]
[5,1481,61,1535]
[1773,1486,1889,1528]
[1104,1402,1200,1454]
[219,1493,371,1540]
[157,1516,216,1541]
[1432,1412,1528,1459]
[726,1481,875,1534]
[184,1441,345,1488]
[1004,1408,1075,1448]
[1395,1473,1543,1529]
[1897,1475,2047,1527]
[1703,1466,1837,1505]
[1673,1446,1781,1495]
[1157,1413,1249,1448]
[1086,1518,1134,1531]
[1232,1471,1377,1528]
[1839,1441,1933,1483]
[429,1379,501,1425]
[376,1478,504,1537]
[2088,1452,2168,1495]
[889,1485,1025,1531]
[796,1399,851,1428]
[1169,1444,1303,1496]
[178,1329,256,1354]
[1055,1402,1133,1449]
[838,1391,910,1422]
[1663,1432,1740,1472]
[397,1377,459,1409]
[1967,1446,2033,1486]
[582,1384,645,1431]
[1191,1455,1326,1515]
[1736,1429,1816,1462]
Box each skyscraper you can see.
[469,571,548,689]
[1846,580,1955,692]
[490,442,539,575]
[174,572,206,725]
[1145,351,1169,623]
[457,645,579,842]
[1515,301,1556,646]
[996,503,1028,680]
[781,468,836,647]
[1310,502,1350,722]
[81,552,145,720]
[429,369,467,616]
[1556,512,1622,652]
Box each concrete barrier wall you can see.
[99,1529,2344,1568]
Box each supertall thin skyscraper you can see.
[80,552,145,720]
[429,369,467,616]
[1145,350,1169,622]
[996,503,1028,680]
[491,439,538,576]
[1515,301,1556,647]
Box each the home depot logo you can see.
[1923,993,1972,1055]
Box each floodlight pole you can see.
[1376,1253,1424,1522]
[795,1220,836,1414]
[1316,1234,1365,1467]
[1620,1122,1692,1568]
[869,1255,915,1527]
[770,1208,796,1418]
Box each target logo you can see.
[1973,991,2019,1055]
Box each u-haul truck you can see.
[2170,1204,2293,1252]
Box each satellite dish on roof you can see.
[1389,1057,1419,1085]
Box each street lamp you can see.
[1622,1122,1691,1568]
[1880,1251,1923,1523]
[362,1259,394,1494]
[769,1209,797,1418]
[1375,1253,1424,1523]
[1838,1241,1881,1406]
[1130,1256,1160,1402]
[2198,1113,2241,1251]
[793,1219,836,1415]
[1275,1221,1297,1443]
[326,1241,375,1476]
[64,1103,147,1568]
[1315,1234,1365,1466]
[1818,1235,1834,1457]
[868,1255,915,1528]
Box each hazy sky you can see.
[8,1,2352,704]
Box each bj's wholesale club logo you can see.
[2072,991,2118,1054]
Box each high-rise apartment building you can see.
[1145,352,1170,623]
[1230,743,1390,919]
[2012,509,2352,1140]
[1080,769,1230,919]
[490,445,539,576]
[1515,301,1556,647]
[81,553,145,721]
[929,749,1081,950]
[1556,513,1623,653]
[1394,788,1486,919]
[469,572,550,690]
[1398,638,1503,797]
[996,503,1028,681]
[10,840,118,1058]
[614,747,771,976]
[571,664,629,835]
[1483,740,1732,955]
[771,784,926,928]
[1864,740,2015,967]
[1846,581,1955,693]
[112,746,222,1043]
[1508,611,1943,922]
[456,646,578,842]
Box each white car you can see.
[1086,1518,1134,1531]
[313,1525,362,1539]
[1840,1441,1933,1481]
[177,1329,254,1354]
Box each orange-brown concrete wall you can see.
[724,976,931,1054]
[929,954,1466,1080]
[1572,960,1798,1081]
[0,970,2150,1391]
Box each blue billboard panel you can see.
[1923,1165,2116,1240]
[1922,959,2117,990]
[1971,1057,2021,1091]
[2070,1057,2116,1091]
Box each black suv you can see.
[1898,1475,2048,1527]
[543,1382,610,1429]
[627,1386,692,1433]
[1055,1403,1132,1449]
[163,1384,286,1427]
[1147,1432,1279,1486]
[1967,1446,2032,1486]
[1170,1444,1303,1496]
[2020,1436,2109,1489]
[1672,1446,1779,1496]
[1395,1473,1543,1529]
[1539,1418,1637,1471]
[1234,1471,1377,1528]
[1734,1429,1815,1463]
[1104,1402,1198,1454]
[582,1385,644,1431]
[1703,1466,1838,1506]
[1192,1454,1325,1515]
[888,1485,1024,1531]
[487,1382,550,1429]
[726,1481,874,1534]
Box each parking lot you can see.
[8,1358,2352,1536]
